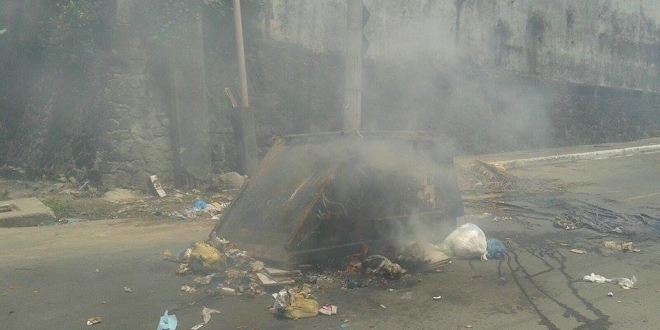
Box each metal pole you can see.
[232,0,258,174]
[343,0,363,131]
[233,0,249,108]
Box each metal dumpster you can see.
[210,131,463,266]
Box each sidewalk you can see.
[454,137,660,169]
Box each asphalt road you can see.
[2,150,660,330]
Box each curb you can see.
[489,144,660,170]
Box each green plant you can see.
[43,198,75,218]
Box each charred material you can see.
[210,132,464,266]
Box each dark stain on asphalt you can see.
[506,243,612,330]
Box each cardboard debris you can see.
[418,249,451,273]
[319,304,338,316]
[86,317,102,326]
[264,267,302,277]
[257,272,295,286]
[149,175,167,197]
[257,273,278,286]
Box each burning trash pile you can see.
[168,235,460,319]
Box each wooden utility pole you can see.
[232,0,258,175]
[343,0,363,131]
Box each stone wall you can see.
[99,7,173,188]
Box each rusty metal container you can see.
[210,132,463,266]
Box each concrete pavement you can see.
[2,140,660,329]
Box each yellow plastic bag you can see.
[285,293,319,319]
[189,242,226,272]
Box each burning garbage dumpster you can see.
[210,132,464,266]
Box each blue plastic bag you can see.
[156,310,177,330]
[193,200,207,212]
[486,238,506,260]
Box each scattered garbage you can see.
[432,295,442,300]
[582,273,637,289]
[86,316,102,326]
[193,200,207,212]
[319,304,337,316]
[172,234,456,308]
[486,238,506,260]
[123,286,133,293]
[157,310,178,330]
[38,219,77,226]
[174,238,298,299]
[201,306,221,324]
[220,287,237,296]
[611,276,637,289]
[218,172,246,190]
[570,249,587,254]
[257,272,295,286]
[554,216,580,230]
[394,241,451,272]
[190,306,221,330]
[437,223,488,260]
[270,286,319,319]
[194,274,216,286]
[181,285,196,293]
[607,292,614,297]
[583,273,609,284]
[362,255,405,279]
[379,304,387,309]
[171,211,187,220]
[603,241,634,253]
[162,249,175,261]
[188,242,227,274]
[170,200,228,220]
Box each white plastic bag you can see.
[439,223,488,260]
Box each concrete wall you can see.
[264,0,660,93]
